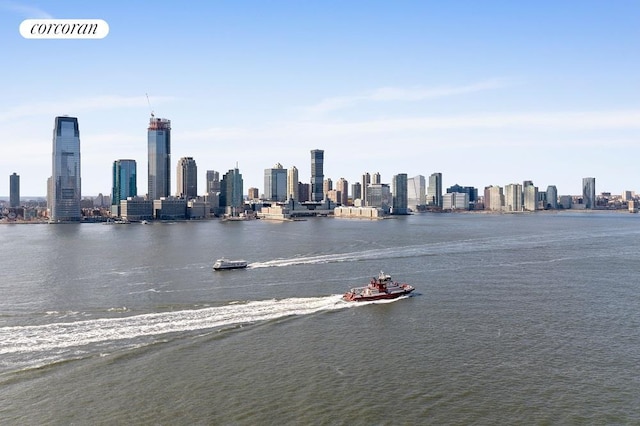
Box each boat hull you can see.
[343,286,414,302]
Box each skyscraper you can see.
[176,157,197,199]
[287,166,299,201]
[206,170,220,195]
[310,149,324,202]
[427,172,442,207]
[336,178,349,205]
[361,173,371,206]
[148,116,171,201]
[392,173,408,214]
[546,185,558,209]
[112,159,137,207]
[407,175,426,211]
[504,183,523,212]
[9,172,19,207]
[583,177,596,209]
[50,116,81,222]
[220,167,244,213]
[264,163,287,202]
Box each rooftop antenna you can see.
[146,93,154,118]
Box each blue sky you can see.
[1,1,638,197]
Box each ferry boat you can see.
[343,271,414,302]
[212,258,248,271]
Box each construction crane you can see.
[146,93,154,118]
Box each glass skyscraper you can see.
[148,116,171,201]
[50,116,81,222]
[112,159,137,206]
[582,177,596,209]
[220,167,244,212]
[392,173,408,214]
[264,163,287,202]
[9,172,20,207]
[310,149,324,202]
[427,172,443,207]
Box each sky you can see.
[1,0,638,197]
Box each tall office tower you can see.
[148,116,171,201]
[545,186,558,209]
[336,178,349,205]
[392,173,408,214]
[351,182,362,203]
[447,184,478,203]
[206,170,220,195]
[176,157,197,199]
[361,173,371,205]
[523,184,538,211]
[50,116,81,222]
[407,175,426,211]
[582,177,596,209]
[220,167,244,211]
[504,183,523,212]
[310,149,324,202]
[264,163,287,202]
[323,178,333,198]
[287,166,299,201]
[427,172,442,207]
[111,160,137,206]
[372,172,381,185]
[9,172,20,207]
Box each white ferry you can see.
[212,259,248,271]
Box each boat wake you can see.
[0,294,402,373]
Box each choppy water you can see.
[1,212,639,424]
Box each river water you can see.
[1,212,639,424]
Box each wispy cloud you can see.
[0,95,176,122]
[307,79,511,113]
[0,1,53,18]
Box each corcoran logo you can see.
[20,19,109,39]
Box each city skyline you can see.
[1,2,639,197]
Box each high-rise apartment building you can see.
[50,116,81,222]
[582,177,596,209]
[484,185,504,211]
[523,182,538,211]
[392,173,408,214]
[287,166,299,201]
[427,172,442,208]
[310,149,324,202]
[504,183,523,212]
[407,175,426,211]
[148,116,171,201]
[367,183,391,211]
[351,182,362,203]
[112,159,137,209]
[9,172,19,207]
[323,178,333,199]
[336,178,349,205]
[220,167,244,213]
[176,157,197,199]
[361,173,371,206]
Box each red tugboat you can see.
[343,271,415,302]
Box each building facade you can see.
[287,166,299,201]
[392,173,408,214]
[264,163,287,202]
[407,175,426,211]
[504,183,523,212]
[546,185,558,209]
[582,177,596,209]
[176,157,197,199]
[220,167,244,213]
[9,172,19,207]
[50,116,81,221]
[206,170,220,195]
[148,116,171,201]
[310,149,324,202]
[427,172,443,208]
[111,159,137,209]
[336,178,349,205]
